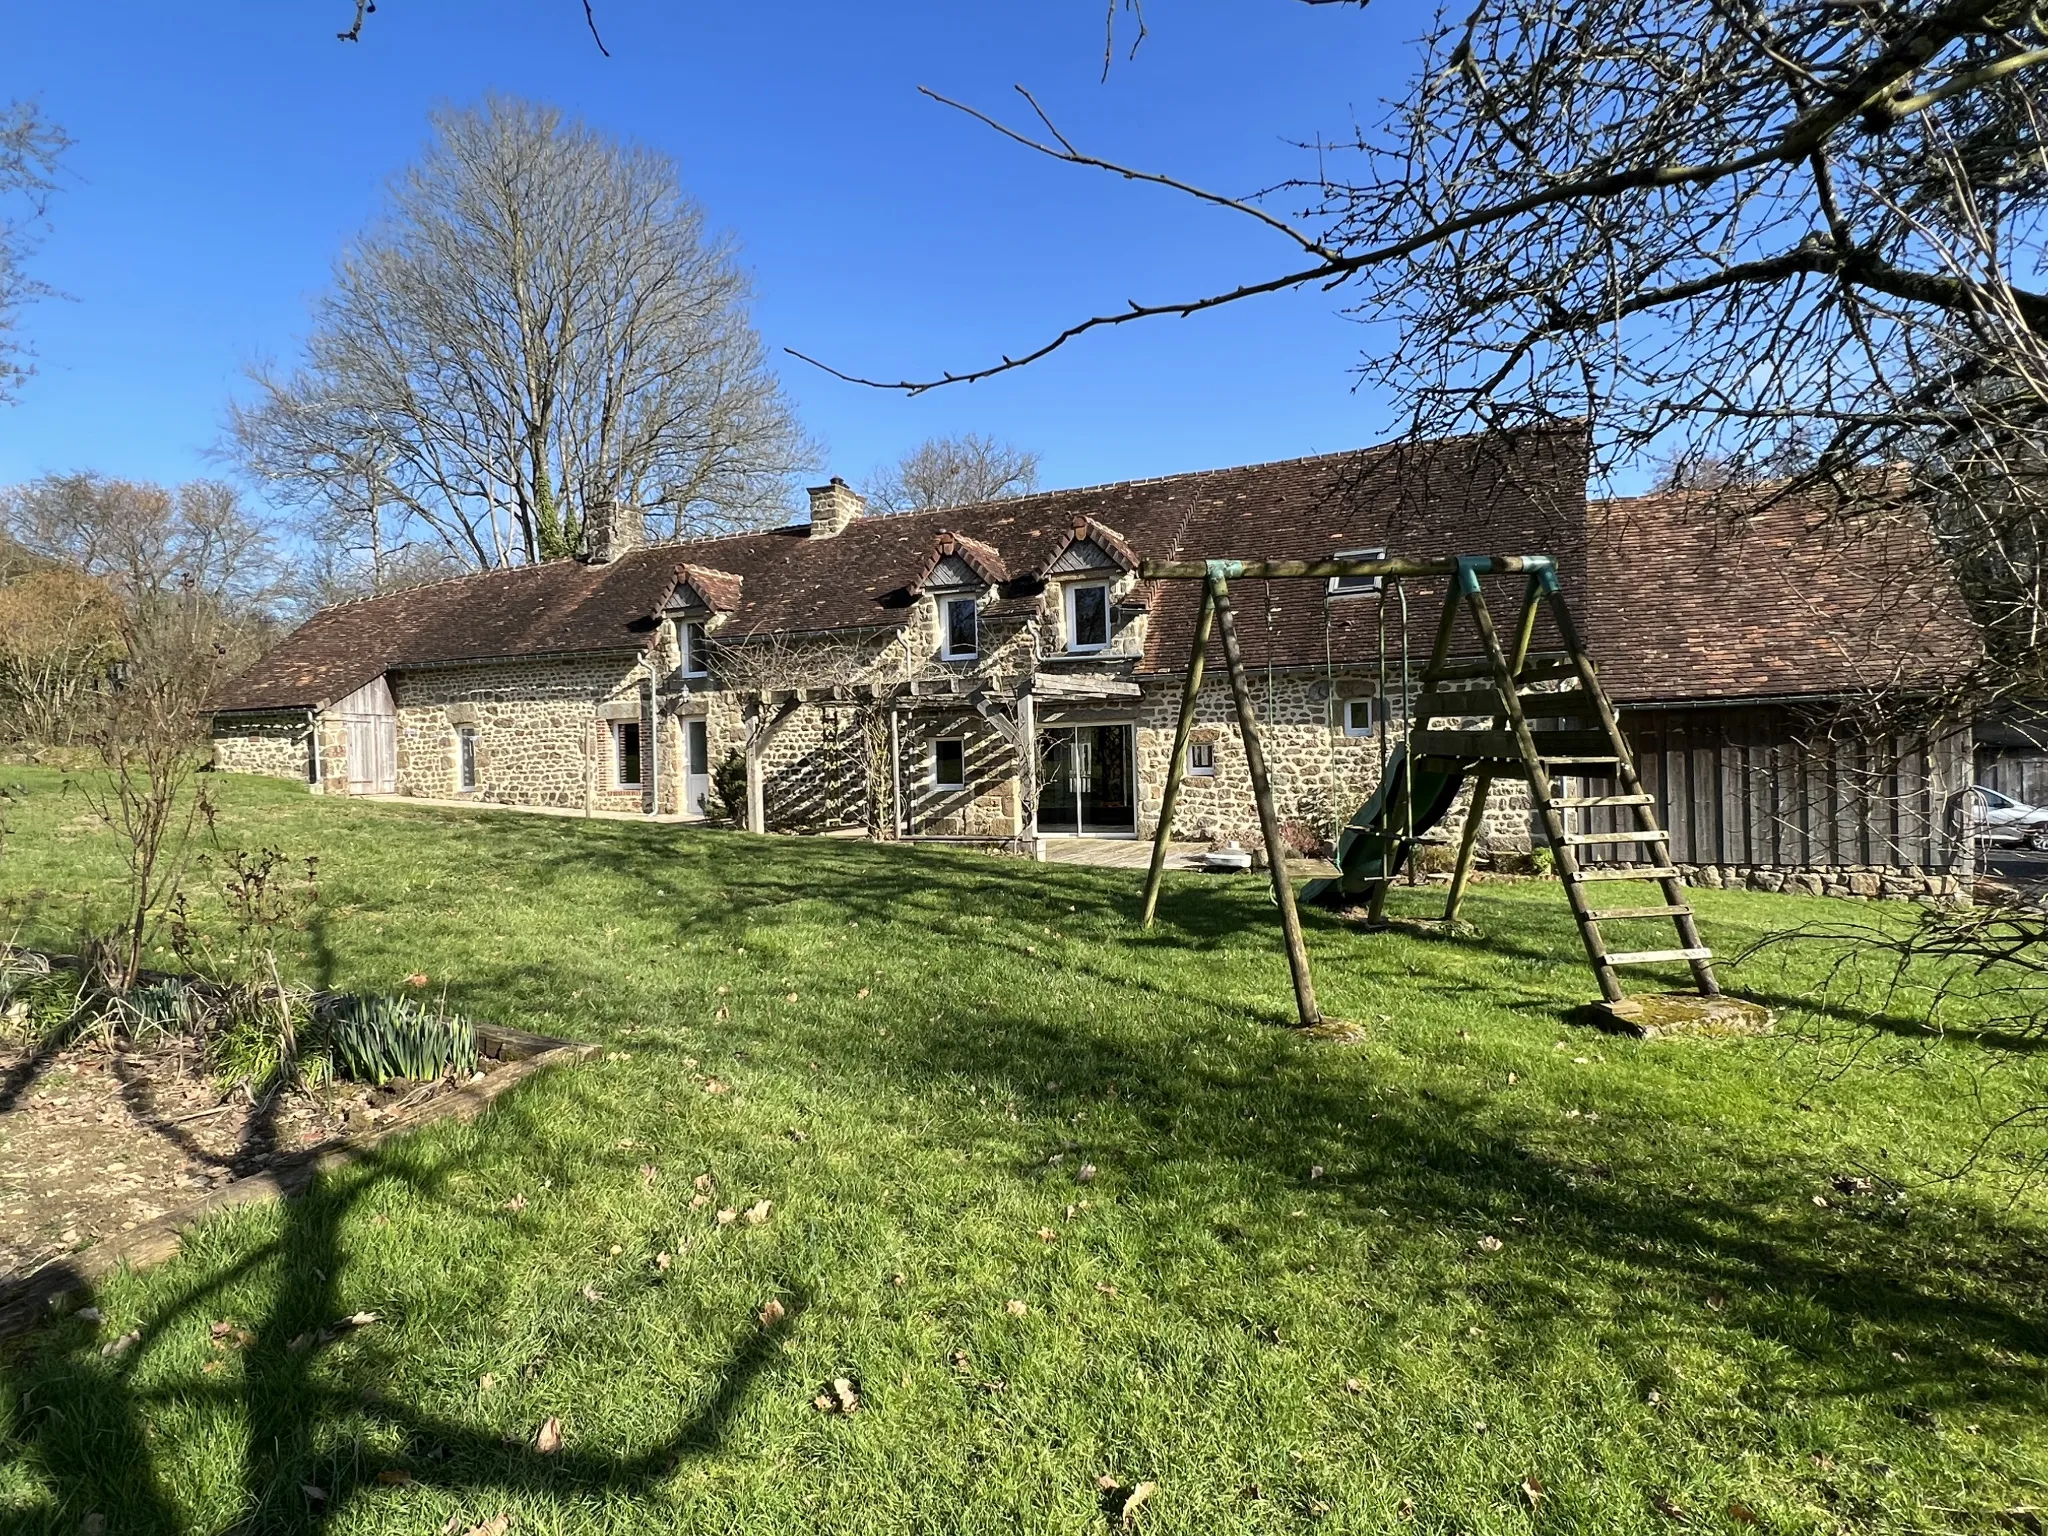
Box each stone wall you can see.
[1672,862,1967,904]
[211,715,312,783]
[390,654,647,811]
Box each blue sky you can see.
[3,1,1417,509]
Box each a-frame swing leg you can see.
[1140,583,1216,926]
[1443,769,1492,921]
[1456,562,1630,1004]
[1210,568,1322,1030]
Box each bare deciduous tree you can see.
[232,96,813,571]
[862,433,1040,515]
[0,99,70,405]
[0,563,121,746]
[809,0,2048,712]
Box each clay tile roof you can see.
[1038,514,1139,577]
[209,426,1970,717]
[910,530,1009,593]
[1584,482,1978,704]
[671,563,744,613]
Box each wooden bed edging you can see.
[0,1022,601,1340]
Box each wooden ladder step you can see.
[1570,866,1685,882]
[1587,904,1695,920]
[1412,728,1613,761]
[1425,653,1575,683]
[1551,794,1654,809]
[1564,829,1668,845]
[1602,947,1714,966]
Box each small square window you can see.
[1188,740,1217,777]
[942,596,979,660]
[1328,547,1388,596]
[614,721,643,788]
[932,737,966,789]
[457,725,479,791]
[677,620,708,678]
[1067,582,1111,651]
[1342,698,1377,737]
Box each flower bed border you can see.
[0,1016,598,1339]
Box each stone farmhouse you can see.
[210,427,1980,896]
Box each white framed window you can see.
[1328,547,1388,597]
[1066,581,1112,652]
[613,720,644,788]
[1188,740,1217,777]
[1342,697,1377,737]
[676,619,708,678]
[932,736,966,789]
[456,725,479,791]
[941,596,979,661]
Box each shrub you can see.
[320,994,478,1086]
[708,747,749,826]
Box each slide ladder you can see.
[1315,557,1717,1007]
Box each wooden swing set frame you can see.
[1136,554,1720,1030]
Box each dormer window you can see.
[1066,581,1111,653]
[941,596,979,661]
[676,619,708,678]
[1328,547,1388,596]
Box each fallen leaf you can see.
[101,1329,141,1358]
[785,992,799,1003]
[857,988,871,999]
[1309,1165,1324,1180]
[1095,1282,1118,1298]
[462,1518,510,1536]
[534,1416,563,1454]
[1397,1498,1414,1519]
[76,1306,103,1324]
[1478,1235,1504,1254]
[690,1194,711,1209]
[743,1199,773,1225]
[608,1244,622,1256]
[406,973,429,988]
[478,1373,498,1391]
[1006,1299,1028,1317]
[694,1172,715,1192]
[1705,1289,1727,1312]
[758,1298,786,1327]
[1727,1501,1760,1526]
[891,1271,907,1287]
[1121,1480,1158,1525]
[376,1468,413,1486]
[702,1078,730,1095]
[639,1164,659,1184]
[1077,1164,1098,1184]
[302,1484,329,1503]
[1650,1490,1686,1521]
[80,1516,105,1536]
[1037,1226,1058,1243]
[655,1252,672,1271]
[581,1285,604,1305]
[949,1350,972,1370]
[715,1207,738,1225]
[441,1517,463,1536]
[833,1377,860,1413]
[342,1311,379,1328]
[1520,1475,1545,1508]
[1344,1377,1363,1394]
[1096,1474,1120,1492]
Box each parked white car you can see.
[1973,786,2048,849]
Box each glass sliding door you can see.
[1035,724,1137,835]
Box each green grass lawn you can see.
[2,766,2045,1535]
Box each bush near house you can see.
[0,766,2044,1535]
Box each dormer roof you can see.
[910,530,1009,594]
[1038,515,1139,578]
[662,563,745,616]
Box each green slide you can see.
[1302,747,1467,906]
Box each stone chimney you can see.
[582,499,644,565]
[807,477,865,539]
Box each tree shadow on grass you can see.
[1,1108,802,1536]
